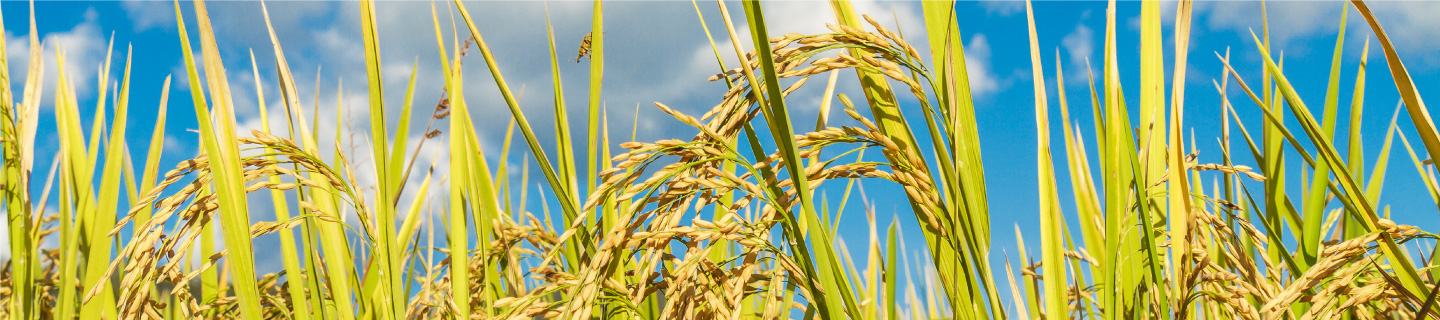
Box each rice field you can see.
[1,0,1439,318]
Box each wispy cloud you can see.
[965,34,1003,98]
[1195,1,1440,68]
[5,7,107,104]
[978,0,1024,16]
[1057,23,1094,83]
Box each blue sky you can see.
[3,0,1440,313]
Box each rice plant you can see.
[0,0,1436,319]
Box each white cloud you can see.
[161,133,189,156]
[1353,1,1440,67]
[6,8,108,103]
[1197,1,1336,47]
[1061,24,1093,67]
[1195,1,1440,67]
[965,34,1001,98]
[121,0,170,31]
[979,0,1024,16]
[1062,25,1093,61]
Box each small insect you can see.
[576,32,593,63]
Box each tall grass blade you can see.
[173,0,266,317]
[1022,1,1068,317]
